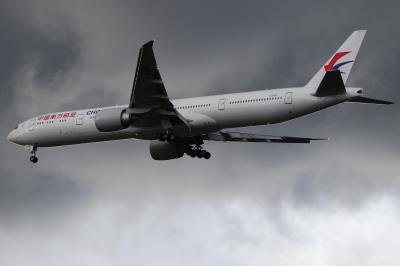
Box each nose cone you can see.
[7,130,18,144]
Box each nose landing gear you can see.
[30,156,38,163]
[27,145,38,163]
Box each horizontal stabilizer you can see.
[347,96,394,105]
[313,70,346,97]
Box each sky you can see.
[0,0,399,265]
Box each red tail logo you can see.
[324,51,352,71]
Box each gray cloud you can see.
[1,0,399,265]
[0,168,89,229]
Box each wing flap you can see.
[204,131,327,143]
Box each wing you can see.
[129,40,169,111]
[128,41,190,130]
[204,131,327,143]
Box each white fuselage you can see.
[7,86,361,147]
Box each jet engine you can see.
[149,140,185,160]
[95,107,131,132]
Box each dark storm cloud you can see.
[0,0,399,265]
[0,2,89,232]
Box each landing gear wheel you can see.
[27,145,38,164]
[159,130,175,142]
[160,133,168,141]
[30,156,38,163]
[185,143,211,160]
[186,149,196,157]
[200,150,208,158]
[196,150,203,158]
[167,134,175,142]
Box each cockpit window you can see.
[14,125,18,129]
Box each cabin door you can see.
[284,92,293,104]
[218,98,226,110]
[76,114,84,125]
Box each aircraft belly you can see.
[179,111,218,135]
[211,104,287,128]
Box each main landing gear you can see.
[28,145,38,163]
[157,130,176,142]
[185,144,211,159]
[157,131,211,160]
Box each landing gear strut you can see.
[28,145,38,163]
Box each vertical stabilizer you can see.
[306,30,367,88]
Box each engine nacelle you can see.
[95,107,130,132]
[149,141,185,160]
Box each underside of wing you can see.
[204,131,328,143]
[128,41,190,131]
[129,40,169,109]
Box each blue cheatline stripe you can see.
[333,60,353,70]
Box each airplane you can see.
[7,30,393,163]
